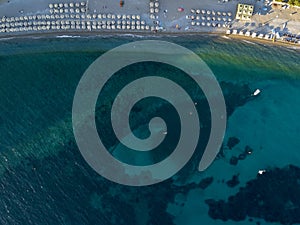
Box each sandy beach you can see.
[0,0,299,38]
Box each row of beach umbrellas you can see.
[229,29,273,40]
[191,21,229,28]
[49,2,86,9]
[1,23,151,33]
[0,14,142,23]
[190,9,232,17]
[187,15,232,22]
[0,19,147,29]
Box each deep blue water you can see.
[0,35,299,225]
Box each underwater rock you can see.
[226,174,240,188]
[230,156,238,165]
[206,165,300,224]
[227,137,240,149]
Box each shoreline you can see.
[0,30,299,51]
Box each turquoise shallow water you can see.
[0,35,299,225]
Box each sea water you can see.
[0,35,299,225]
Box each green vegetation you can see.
[276,0,300,6]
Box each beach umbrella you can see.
[136,20,140,25]
[212,22,216,27]
[201,22,205,26]
[112,14,116,19]
[201,16,205,20]
[54,3,58,8]
[141,20,145,25]
[155,2,159,7]
[201,9,205,14]
[191,9,195,13]
[207,16,211,21]
[122,20,126,25]
[70,3,74,8]
[218,23,221,27]
[107,14,112,19]
[126,25,130,29]
[212,17,216,21]
[131,26,135,30]
[64,3,68,8]
[81,8,86,13]
[49,4,53,9]
[191,21,195,26]
[64,9,68,13]
[227,12,232,16]
[136,15,140,20]
[126,15,131,19]
[150,2,154,7]
[117,25,121,29]
[155,8,159,13]
[222,12,226,16]
[207,10,211,14]
[196,16,200,20]
[111,25,116,29]
[59,3,63,8]
[132,15,135,20]
[191,15,195,20]
[81,2,86,6]
[75,8,80,13]
[75,3,80,7]
[126,20,130,25]
[141,25,145,30]
[178,7,184,12]
[212,11,216,15]
[60,9,64,13]
[136,25,140,30]
[196,22,200,26]
[145,25,150,30]
[206,22,211,26]
[122,25,126,29]
[131,21,135,25]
